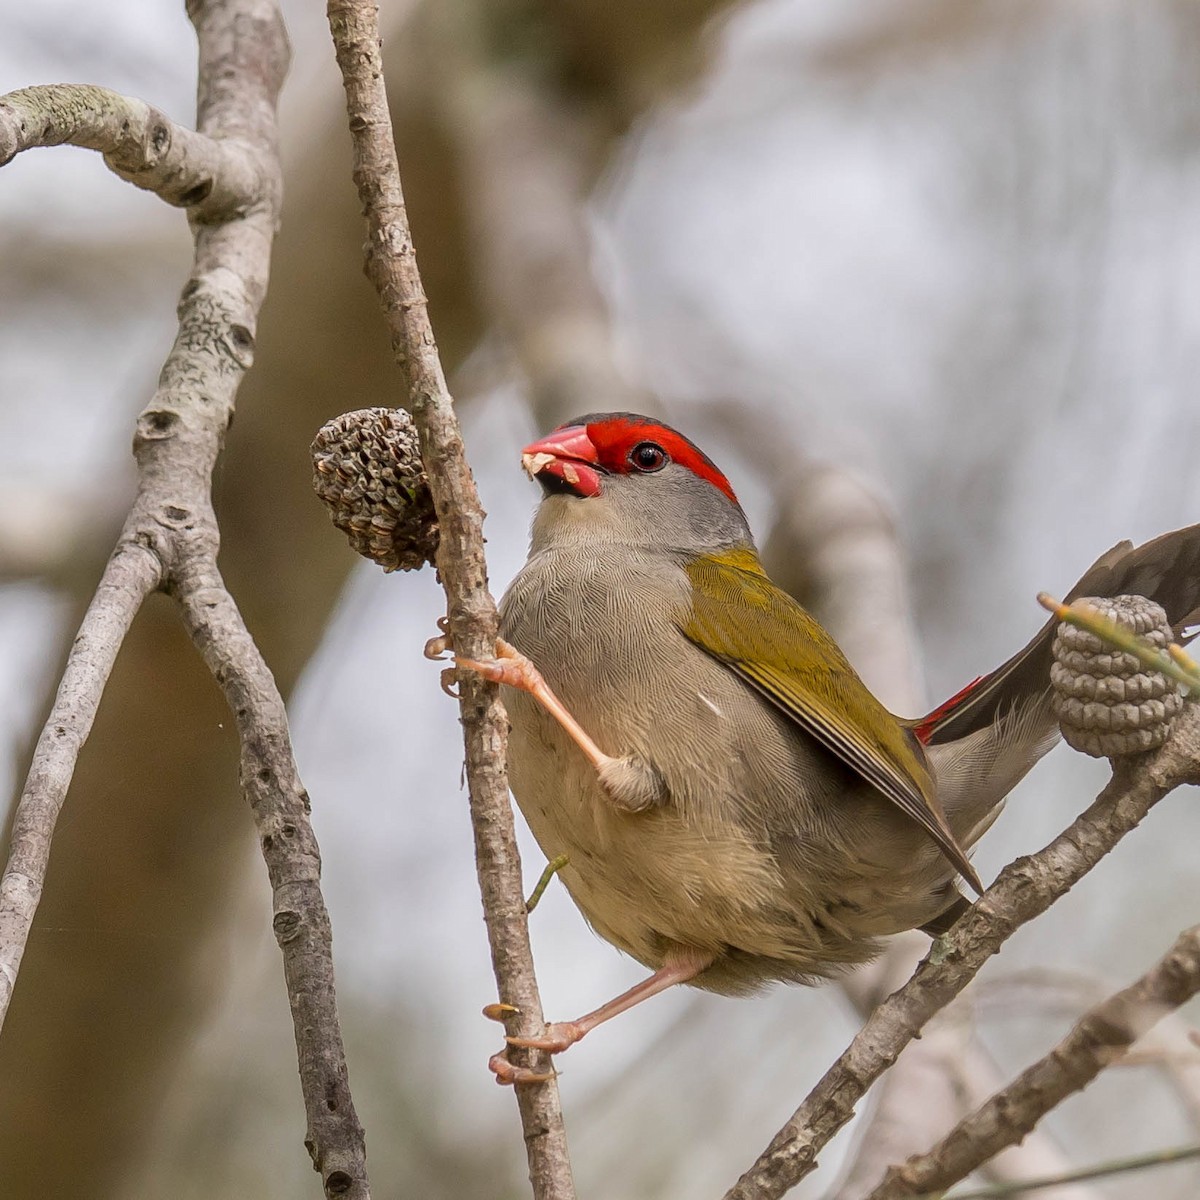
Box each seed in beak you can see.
[522,451,556,479]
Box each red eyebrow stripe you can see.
[583,417,740,505]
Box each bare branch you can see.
[176,559,366,1194]
[0,3,372,1196]
[864,924,1200,1199]
[949,1040,1103,1200]
[325,1,576,1196]
[0,540,159,1014]
[762,467,1094,1199]
[973,966,1200,1138]
[723,701,1200,1200]
[0,83,265,217]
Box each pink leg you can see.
[459,638,617,772]
[427,628,665,811]
[488,949,713,1084]
[427,629,619,772]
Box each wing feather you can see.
[680,548,981,893]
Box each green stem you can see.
[526,854,569,913]
[926,1141,1200,1200]
[1038,592,1200,692]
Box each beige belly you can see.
[499,548,957,993]
[506,688,797,966]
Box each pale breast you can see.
[499,546,959,992]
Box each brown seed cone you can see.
[1051,595,1183,757]
[311,407,439,572]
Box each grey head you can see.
[518,412,754,556]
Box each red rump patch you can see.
[579,414,740,506]
[912,676,985,744]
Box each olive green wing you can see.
[680,548,981,893]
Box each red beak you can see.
[521,425,604,498]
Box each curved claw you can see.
[439,667,460,698]
[506,1021,587,1055]
[483,1002,521,1023]
[489,1050,556,1087]
[423,617,454,661]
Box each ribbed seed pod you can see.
[311,407,439,572]
[1051,595,1182,757]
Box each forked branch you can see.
[0,3,370,1196]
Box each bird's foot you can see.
[427,627,546,694]
[442,634,623,782]
[427,625,545,700]
[483,1002,562,1085]
[486,954,713,1085]
[434,628,665,809]
[488,1050,556,1087]
[454,637,543,690]
[506,1021,587,1054]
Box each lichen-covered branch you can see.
[723,701,1200,1200]
[863,923,1200,1199]
[0,83,264,217]
[325,1,575,1197]
[0,3,371,1197]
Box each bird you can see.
[450,411,1200,1084]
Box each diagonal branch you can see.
[723,700,1200,1200]
[0,541,160,1014]
[863,922,1200,1199]
[325,1,576,1197]
[0,2,371,1196]
[765,465,1098,1200]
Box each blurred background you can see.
[2,1,1200,1197]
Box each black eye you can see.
[630,442,668,472]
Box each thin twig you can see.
[864,925,1200,1199]
[930,1142,1200,1199]
[723,700,1200,1200]
[526,854,570,914]
[0,3,371,1196]
[0,542,160,1017]
[325,2,576,1197]
[1038,592,1200,692]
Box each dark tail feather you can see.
[913,523,1200,747]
